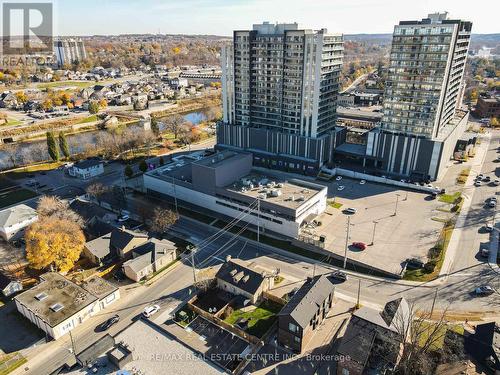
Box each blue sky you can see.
[44,0,499,35]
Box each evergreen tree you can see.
[58,131,70,159]
[46,131,59,161]
[139,160,148,173]
[124,165,133,178]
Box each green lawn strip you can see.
[403,222,454,282]
[328,200,343,209]
[0,188,38,208]
[76,114,98,124]
[439,192,461,204]
[37,80,96,89]
[417,322,464,350]
[224,300,282,338]
[0,353,27,375]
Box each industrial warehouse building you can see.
[143,151,327,238]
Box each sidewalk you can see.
[439,132,491,279]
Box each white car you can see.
[335,176,343,181]
[475,181,482,187]
[337,185,345,191]
[359,180,366,185]
[117,214,130,222]
[494,180,500,186]
[485,224,494,232]
[143,305,160,318]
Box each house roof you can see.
[85,232,112,259]
[110,227,148,251]
[464,322,500,371]
[14,272,98,328]
[73,159,103,170]
[81,276,117,300]
[354,297,410,334]
[77,334,115,367]
[123,239,176,274]
[215,259,266,296]
[69,199,110,222]
[278,274,335,328]
[0,204,37,228]
[0,272,18,290]
[85,217,115,239]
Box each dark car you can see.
[98,315,120,331]
[331,271,348,282]
[113,269,125,281]
[406,258,424,270]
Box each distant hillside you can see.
[344,34,392,45]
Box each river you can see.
[0,111,207,170]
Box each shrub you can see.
[428,247,441,260]
[424,260,437,273]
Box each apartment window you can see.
[288,322,299,333]
[294,336,301,343]
[342,369,350,375]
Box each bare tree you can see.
[86,183,109,206]
[164,114,185,139]
[148,207,179,235]
[37,195,84,228]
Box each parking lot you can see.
[307,177,446,276]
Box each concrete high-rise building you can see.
[366,12,472,181]
[54,38,87,67]
[218,22,345,175]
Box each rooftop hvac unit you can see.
[302,189,310,194]
[297,195,305,201]
[258,193,267,199]
[277,183,284,188]
[270,189,282,197]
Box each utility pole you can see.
[404,191,408,201]
[430,288,438,318]
[69,330,77,359]
[172,176,178,215]
[343,216,351,269]
[257,199,260,243]
[393,194,400,216]
[312,263,316,277]
[370,221,378,246]
[356,279,361,308]
[190,247,197,283]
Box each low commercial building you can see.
[14,273,120,340]
[69,160,104,180]
[144,151,328,238]
[277,274,335,353]
[215,258,273,304]
[0,204,38,241]
[475,95,500,119]
[122,238,177,282]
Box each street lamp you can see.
[393,194,400,216]
[369,220,378,246]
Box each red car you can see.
[352,242,367,250]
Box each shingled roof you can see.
[216,259,266,295]
[278,274,335,328]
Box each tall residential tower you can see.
[366,13,472,180]
[218,22,345,175]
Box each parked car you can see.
[485,224,494,232]
[344,207,357,214]
[475,286,494,296]
[335,176,343,181]
[488,201,496,208]
[406,258,424,270]
[331,271,348,282]
[143,305,160,318]
[98,315,120,331]
[117,214,130,222]
[475,181,482,187]
[494,179,500,186]
[484,176,491,183]
[359,180,366,185]
[352,242,367,250]
[337,185,345,191]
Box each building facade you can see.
[54,39,87,67]
[476,95,500,119]
[69,160,104,180]
[0,204,38,241]
[366,12,472,181]
[219,22,344,173]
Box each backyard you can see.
[224,300,283,338]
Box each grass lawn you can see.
[417,322,464,350]
[328,200,343,209]
[439,192,461,204]
[224,300,283,338]
[0,188,38,209]
[0,353,27,375]
[36,80,96,89]
[7,161,64,179]
[0,118,22,127]
[76,114,98,124]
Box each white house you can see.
[0,204,38,241]
[69,160,104,180]
[0,273,23,297]
[14,273,120,340]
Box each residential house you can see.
[0,272,22,297]
[277,274,335,353]
[122,238,176,282]
[14,273,120,339]
[0,92,17,109]
[463,322,500,374]
[215,258,273,304]
[336,297,411,375]
[83,226,149,265]
[69,160,104,179]
[0,204,38,241]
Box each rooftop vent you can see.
[50,303,64,312]
[230,269,238,276]
[35,292,48,301]
[242,275,250,283]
